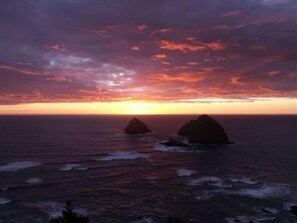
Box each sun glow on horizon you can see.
[0,98,296,115]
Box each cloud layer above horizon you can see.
[0,0,296,105]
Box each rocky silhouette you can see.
[178,115,230,144]
[160,139,190,148]
[124,118,152,134]
[290,206,297,216]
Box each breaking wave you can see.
[177,169,196,177]
[26,178,42,185]
[98,151,150,161]
[0,197,12,205]
[0,161,41,172]
[60,164,81,171]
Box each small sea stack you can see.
[178,114,231,144]
[124,118,152,134]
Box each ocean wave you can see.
[60,164,81,171]
[177,169,196,177]
[99,152,150,161]
[24,201,88,218]
[26,178,42,185]
[154,144,199,153]
[195,190,215,200]
[253,207,279,215]
[0,197,12,205]
[0,161,41,172]
[188,176,223,186]
[188,176,291,201]
[77,167,89,171]
[189,176,231,188]
[229,177,258,185]
[130,217,156,223]
[225,215,276,223]
[234,184,290,199]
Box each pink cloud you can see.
[222,10,242,17]
[0,65,46,76]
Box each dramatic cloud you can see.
[0,0,296,105]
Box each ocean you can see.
[0,115,296,223]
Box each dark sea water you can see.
[0,115,296,223]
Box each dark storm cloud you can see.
[0,0,296,104]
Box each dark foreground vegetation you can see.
[49,201,185,223]
[50,201,89,223]
[50,201,297,222]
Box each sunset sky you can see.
[0,0,296,114]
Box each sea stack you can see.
[178,115,230,144]
[124,118,152,134]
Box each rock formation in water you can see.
[124,118,152,134]
[290,206,297,216]
[177,114,230,144]
[160,139,190,148]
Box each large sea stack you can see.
[124,118,152,134]
[178,115,230,144]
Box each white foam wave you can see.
[230,178,258,185]
[154,144,186,152]
[77,167,88,171]
[189,176,223,186]
[253,207,279,215]
[189,177,290,200]
[225,215,276,223]
[60,164,80,171]
[99,152,150,161]
[177,169,196,177]
[0,197,12,205]
[234,184,290,199]
[26,178,42,185]
[131,217,156,223]
[0,161,41,172]
[25,201,88,218]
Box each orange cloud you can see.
[137,24,147,31]
[187,62,199,66]
[180,86,202,94]
[230,76,246,85]
[160,40,225,52]
[205,42,226,50]
[47,44,66,52]
[151,28,173,36]
[150,73,204,82]
[152,54,167,60]
[160,40,206,52]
